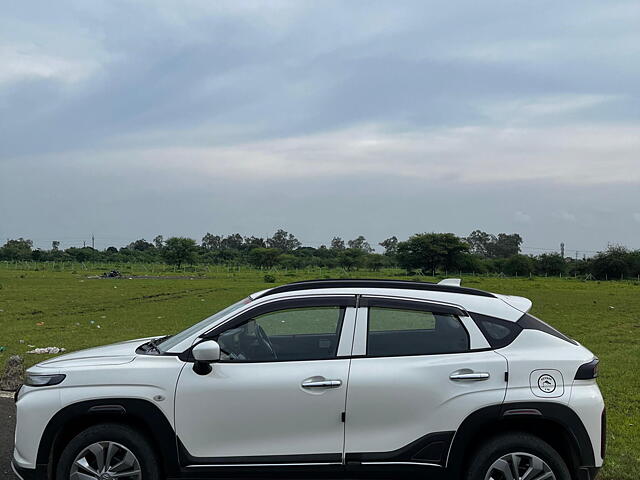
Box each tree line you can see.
[1,230,639,280]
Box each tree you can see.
[338,248,366,271]
[65,247,100,262]
[161,237,197,267]
[536,253,566,276]
[266,229,301,252]
[366,253,387,271]
[466,231,523,258]
[591,245,630,279]
[330,236,345,250]
[51,241,60,251]
[396,233,469,274]
[244,236,266,249]
[0,238,33,260]
[491,233,523,258]
[248,248,280,268]
[348,236,373,253]
[127,239,154,251]
[201,233,221,250]
[503,254,534,276]
[379,236,398,256]
[466,230,494,257]
[221,233,244,250]
[153,235,164,249]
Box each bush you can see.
[263,274,276,283]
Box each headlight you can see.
[24,374,66,387]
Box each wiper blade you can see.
[144,335,171,353]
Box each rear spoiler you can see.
[438,279,532,314]
[493,294,533,313]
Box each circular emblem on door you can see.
[537,374,556,393]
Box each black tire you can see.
[465,432,571,480]
[56,423,160,480]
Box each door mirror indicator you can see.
[192,340,221,375]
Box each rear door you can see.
[344,296,507,468]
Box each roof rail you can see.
[256,279,495,299]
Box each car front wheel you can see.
[56,423,160,480]
[466,432,571,480]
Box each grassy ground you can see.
[0,266,638,479]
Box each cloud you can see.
[633,213,640,223]
[21,123,638,186]
[1,0,640,251]
[0,45,102,85]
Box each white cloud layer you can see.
[0,45,102,84]
[37,123,640,186]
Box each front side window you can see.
[367,306,469,356]
[156,297,252,352]
[216,306,345,362]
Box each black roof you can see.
[257,279,495,299]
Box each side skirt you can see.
[176,432,454,479]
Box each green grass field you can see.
[0,266,638,479]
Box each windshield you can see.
[155,296,253,352]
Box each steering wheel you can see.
[218,346,241,361]
[255,324,278,360]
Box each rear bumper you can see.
[11,460,46,480]
[578,466,601,480]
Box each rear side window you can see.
[367,307,469,357]
[470,312,522,349]
[517,313,577,345]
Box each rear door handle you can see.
[450,372,490,381]
[302,379,342,389]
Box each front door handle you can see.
[302,378,342,389]
[450,371,490,381]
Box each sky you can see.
[1,1,639,255]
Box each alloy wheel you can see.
[70,441,142,480]
[484,452,556,480]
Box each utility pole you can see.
[560,242,565,258]
[92,234,95,249]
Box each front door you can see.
[175,296,355,465]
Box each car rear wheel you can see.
[56,423,160,480]
[466,432,571,480]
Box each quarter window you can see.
[216,306,345,362]
[367,306,469,356]
[470,312,522,349]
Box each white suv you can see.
[13,279,605,480]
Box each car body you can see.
[13,279,605,480]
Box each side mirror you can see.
[192,340,220,375]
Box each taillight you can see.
[575,358,599,380]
